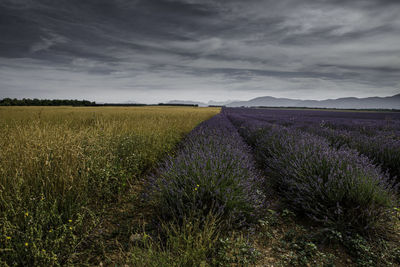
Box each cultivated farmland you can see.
[1,106,399,266]
[0,106,219,266]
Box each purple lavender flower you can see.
[148,113,265,229]
[226,107,398,234]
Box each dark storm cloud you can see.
[0,0,399,102]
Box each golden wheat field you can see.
[0,106,219,265]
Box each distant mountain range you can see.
[167,100,234,107]
[168,94,400,109]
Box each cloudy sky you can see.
[0,0,399,103]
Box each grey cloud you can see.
[0,0,399,102]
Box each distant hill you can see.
[226,94,400,109]
[167,99,236,107]
[167,100,206,106]
[207,100,235,106]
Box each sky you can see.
[0,0,399,103]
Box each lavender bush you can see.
[305,126,400,182]
[227,111,397,235]
[149,114,264,229]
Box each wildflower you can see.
[6,236,11,240]
[25,242,29,247]
[69,226,72,230]
[24,212,29,217]
[68,219,72,223]
[49,229,53,233]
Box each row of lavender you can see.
[228,108,400,135]
[227,108,400,182]
[148,113,264,229]
[225,109,398,235]
[305,126,400,181]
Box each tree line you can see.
[0,98,96,106]
[0,98,205,107]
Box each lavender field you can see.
[131,108,400,266]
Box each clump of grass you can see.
[214,233,261,266]
[129,213,221,266]
[128,212,262,267]
[0,106,219,265]
[254,209,339,267]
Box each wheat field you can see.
[0,106,219,265]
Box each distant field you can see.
[253,106,400,113]
[0,106,219,266]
